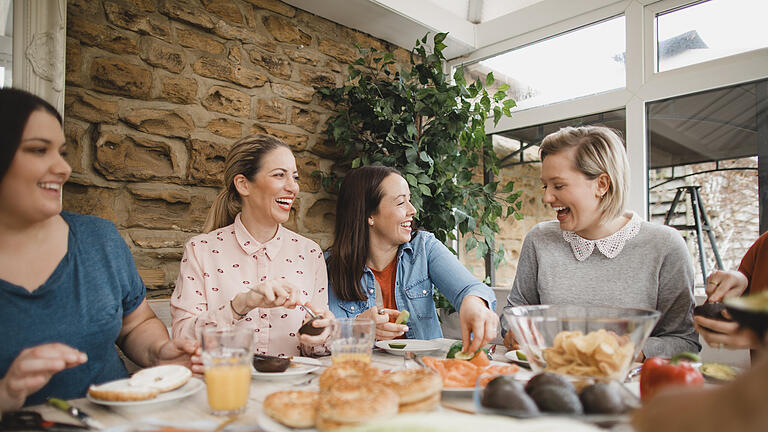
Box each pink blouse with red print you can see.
[171,214,327,357]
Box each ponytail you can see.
[203,188,241,233]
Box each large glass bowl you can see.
[503,305,660,381]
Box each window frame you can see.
[447,0,768,219]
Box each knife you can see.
[47,398,104,430]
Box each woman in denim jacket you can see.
[326,166,498,354]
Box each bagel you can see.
[129,365,192,393]
[88,379,159,402]
[398,391,441,413]
[317,385,398,424]
[318,360,381,392]
[315,414,352,432]
[263,390,319,428]
[376,369,442,404]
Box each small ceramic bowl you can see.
[252,355,291,373]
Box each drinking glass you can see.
[329,318,375,364]
[201,326,253,416]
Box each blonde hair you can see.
[203,134,289,232]
[539,126,629,224]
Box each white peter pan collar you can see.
[562,212,641,261]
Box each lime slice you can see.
[395,310,410,324]
[388,343,407,349]
[454,351,474,361]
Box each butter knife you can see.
[47,398,104,430]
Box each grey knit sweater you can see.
[505,218,701,358]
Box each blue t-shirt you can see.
[0,212,145,406]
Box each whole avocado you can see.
[528,384,584,414]
[525,372,576,394]
[481,376,539,415]
[580,382,626,414]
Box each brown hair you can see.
[328,165,401,301]
[0,88,62,182]
[203,134,290,232]
[539,126,629,224]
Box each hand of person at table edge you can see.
[705,270,748,303]
[298,303,334,346]
[694,315,760,350]
[356,306,407,340]
[460,295,498,355]
[0,343,87,412]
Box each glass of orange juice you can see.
[329,318,375,364]
[201,326,253,416]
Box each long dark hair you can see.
[328,166,402,301]
[0,88,62,182]
[203,134,289,232]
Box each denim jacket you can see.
[327,231,496,340]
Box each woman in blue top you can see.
[0,88,198,411]
[326,166,498,354]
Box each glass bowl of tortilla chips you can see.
[503,305,660,381]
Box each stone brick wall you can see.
[63,0,409,296]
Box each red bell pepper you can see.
[640,352,704,401]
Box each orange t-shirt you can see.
[370,257,398,310]
[739,231,768,294]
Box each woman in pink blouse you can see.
[171,134,332,357]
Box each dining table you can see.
[23,338,644,432]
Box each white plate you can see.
[87,377,204,407]
[504,349,531,366]
[252,356,322,379]
[375,339,441,356]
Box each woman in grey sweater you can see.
[504,126,700,359]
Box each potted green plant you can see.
[318,33,523,333]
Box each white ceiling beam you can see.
[283,0,476,58]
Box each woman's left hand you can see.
[298,304,334,346]
[459,295,498,354]
[693,315,760,350]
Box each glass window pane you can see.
[0,0,12,88]
[657,0,768,72]
[647,79,765,289]
[460,16,625,112]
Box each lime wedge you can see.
[454,351,474,361]
[388,343,407,349]
[516,351,527,361]
[395,310,410,324]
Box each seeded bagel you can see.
[263,390,319,428]
[376,368,442,404]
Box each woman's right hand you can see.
[705,270,748,303]
[0,343,87,412]
[357,307,407,340]
[241,280,301,312]
[502,329,519,350]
